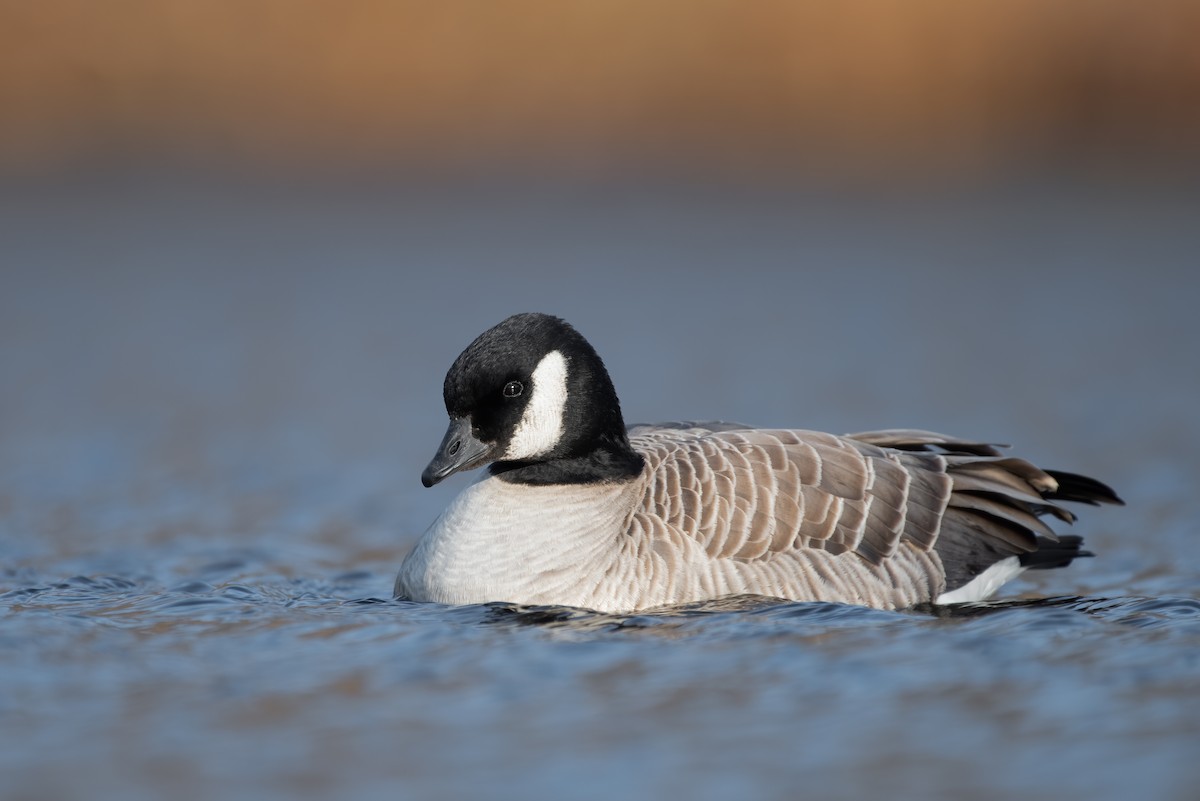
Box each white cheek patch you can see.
[504,350,568,460]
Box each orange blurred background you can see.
[2,0,1199,180]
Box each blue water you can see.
[2,173,1198,800]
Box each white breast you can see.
[395,473,638,608]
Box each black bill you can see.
[421,416,494,487]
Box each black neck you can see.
[490,438,645,486]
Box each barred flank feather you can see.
[627,424,1121,605]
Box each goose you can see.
[395,313,1122,612]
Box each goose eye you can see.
[502,381,524,398]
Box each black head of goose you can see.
[421,312,644,488]
[398,312,1123,612]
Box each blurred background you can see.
[3,0,1199,565]
[3,0,1200,179]
[3,4,1200,801]
[4,0,1198,545]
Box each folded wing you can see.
[628,423,1121,596]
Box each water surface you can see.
[2,175,1198,800]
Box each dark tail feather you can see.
[1019,535,1094,570]
[1044,470,1125,507]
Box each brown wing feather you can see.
[626,423,1118,603]
[631,426,951,566]
[845,428,1121,591]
